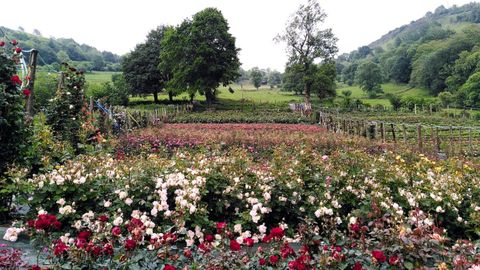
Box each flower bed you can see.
[4,132,480,268]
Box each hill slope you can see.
[0,26,121,71]
[337,2,480,107]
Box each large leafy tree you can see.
[122,26,171,103]
[356,61,383,98]
[160,8,240,104]
[250,67,263,90]
[276,0,338,103]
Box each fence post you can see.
[380,122,385,142]
[449,126,454,156]
[435,127,440,154]
[403,124,407,144]
[89,96,94,112]
[391,123,396,143]
[469,128,473,155]
[417,124,423,152]
[26,49,38,119]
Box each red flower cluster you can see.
[10,75,22,85]
[372,250,386,263]
[75,231,92,248]
[15,47,22,54]
[27,214,61,231]
[216,222,227,233]
[22,89,31,96]
[229,239,241,251]
[125,239,136,250]
[243,237,254,247]
[10,39,18,46]
[0,41,5,47]
[53,241,69,256]
[163,264,176,270]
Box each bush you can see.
[386,94,403,111]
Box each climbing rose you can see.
[372,250,387,263]
[269,255,279,265]
[15,47,22,53]
[243,237,254,247]
[163,265,176,270]
[270,227,284,239]
[10,75,22,85]
[10,39,18,45]
[0,41,5,46]
[23,89,31,96]
[124,239,136,250]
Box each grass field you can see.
[85,71,119,84]
[336,83,433,107]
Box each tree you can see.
[275,0,338,103]
[386,94,402,111]
[312,62,336,100]
[356,61,383,98]
[250,67,263,89]
[282,63,304,95]
[268,71,283,88]
[458,71,480,107]
[160,8,240,104]
[438,91,454,107]
[123,26,171,103]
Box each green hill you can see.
[337,2,480,108]
[0,26,121,72]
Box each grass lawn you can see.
[84,71,120,84]
[335,83,433,107]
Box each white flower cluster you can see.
[3,227,24,242]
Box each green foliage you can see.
[46,64,86,153]
[34,72,58,111]
[355,61,383,98]
[313,62,336,100]
[86,74,130,106]
[160,8,241,104]
[0,52,29,220]
[438,91,454,107]
[282,64,304,95]
[250,67,263,89]
[385,94,402,111]
[341,63,357,86]
[268,70,283,88]
[123,26,170,103]
[458,71,480,107]
[1,26,120,71]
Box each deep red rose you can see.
[243,237,254,247]
[205,234,214,242]
[103,243,114,256]
[350,223,360,232]
[15,47,22,53]
[270,227,284,239]
[111,226,122,236]
[389,255,400,265]
[335,246,342,252]
[269,255,279,265]
[164,265,176,270]
[281,243,296,259]
[0,41,5,47]
[23,89,31,96]
[216,222,227,230]
[98,215,109,222]
[10,75,22,85]
[259,258,267,266]
[29,265,42,270]
[53,241,69,256]
[353,262,363,270]
[230,239,241,251]
[91,245,102,257]
[26,220,35,227]
[10,39,18,45]
[124,239,136,250]
[77,231,91,240]
[372,250,387,263]
[198,242,210,253]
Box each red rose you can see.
[26,220,35,227]
[15,47,22,53]
[372,250,386,263]
[353,262,363,270]
[98,215,109,222]
[0,41,5,47]
[124,239,136,250]
[77,231,91,240]
[10,75,22,85]
[23,89,31,96]
[216,222,227,229]
[198,242,210,253]
[388,255,399,265]
[103,243,114,255]
[350,223,360,232]
[111,226,122,236]
[270,227,284,239]
[164,265,176,270]
[259,258,266,266]
[230,239,241,251]
[10,39,18,45]
[183,248,192,257]
[243,237,254,247]
[269,255,279,265]
[29,265,42,270]
[53,241,69,256]
[205,234,214,242]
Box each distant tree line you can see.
[1,27,121,71]
[336,3,480,108]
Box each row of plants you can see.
[2,129,479,268]
[167,110,315,124]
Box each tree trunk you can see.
[168,91,173,102]
[304,62,311,104]
[153,90,159,104]
[190,93,194,103]
[304,82,311,104]
[205,90,215,105]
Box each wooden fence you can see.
[318,111,480,158]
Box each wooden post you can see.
[380,122,385,142]
[414,104,417,115]
[469,128,473,155]
[435,127,440,154]
[449,126,454,156]
[391,123,396,143]
[403,124,407,144]
[417,124,423,151]
[89,96,94,112]
[26,49,38,118]
[458,127,463,154]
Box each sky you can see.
[0,0,477,71]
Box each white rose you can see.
[125,198,133,206]
[56,198,66,206]
[113,217,123,226]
